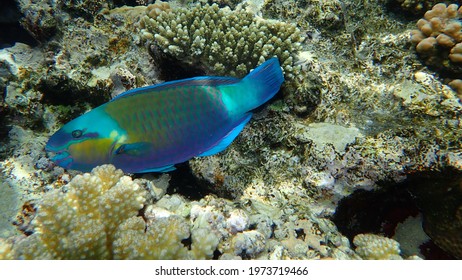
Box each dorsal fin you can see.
[111,76,240,101]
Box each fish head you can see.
[46,108,122,172]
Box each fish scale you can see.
[46,58,284,173]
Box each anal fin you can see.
[115,142,152,156]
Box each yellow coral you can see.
[3,165,227,259]
[9,165,146,259]
[113,215,190,259]
[353,234,402,260]
[190,227,220,259]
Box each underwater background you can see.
[0,0,461,259]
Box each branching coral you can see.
[353,233,402,260]
[0,165,234,260]
[140,3,304,78]
[410,3,462,75]
[113,215,190,259]
[8,165,146,259]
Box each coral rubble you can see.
[1,0,462,260]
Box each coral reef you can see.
[394,0,442,14]
[204,0,242,9]
[145,1,171,18]
[113,214,190,259]
[410,3,462,75]
[3,165,146,259]
[353,233,403,260]
[262,0,344,31]
[0,4,160,207]
[57,0,109,20]
[140,3,304,78]
[16,0,59,42]
[1,0,462,260]
[394,71,462,116]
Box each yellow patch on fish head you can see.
[68,138,115,164]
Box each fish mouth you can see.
[45,145,73,169]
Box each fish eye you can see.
[71,129,83,138]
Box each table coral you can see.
[140,3,304,78]
[410,3,462,75]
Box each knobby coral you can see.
[140,3,304,78]
[410,3,462,74]
[396,0,441,14]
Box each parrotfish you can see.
[46,58,284,173]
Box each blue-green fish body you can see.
[46,58,284,173]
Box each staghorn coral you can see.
[353,233,403,260]
[140,3,304,78]
[410,3,462,75]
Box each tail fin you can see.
[220,57,284,115]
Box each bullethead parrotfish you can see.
[46,58,284,173]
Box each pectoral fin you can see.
[114,142,152,156]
